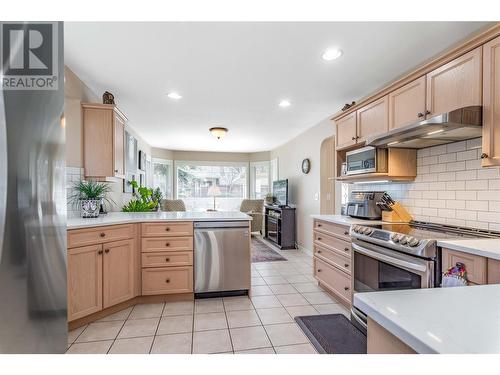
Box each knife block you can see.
[382,202,412,223]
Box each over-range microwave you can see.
[345,146,388,175]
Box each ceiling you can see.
[64,22,490,152]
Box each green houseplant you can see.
[70,180,114,218]
[122,181,162,212]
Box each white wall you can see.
[270,117,334,252]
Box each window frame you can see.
[152,158,174,199]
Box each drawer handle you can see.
[165,278,170,283]
[104,249,109,254]
[165,227,170,232]
[344,247,349,252]
[481,153,488,159]
[344,263,349,268]
[100,232,105,237]
[165,257,170,262]
[425,110,431,115]
[344,286,350,291]
[344,231,349,235]
[417,112,424,118]
[97,250,103,255]
[165,242,170,247]
[351,136,356,140]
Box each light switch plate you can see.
[314,193,319,201]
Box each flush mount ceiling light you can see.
[279,100,291,108]
[167,92,182,100]
[209,127,228,139]
[322,48,343,61]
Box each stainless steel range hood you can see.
[366,106,482,149]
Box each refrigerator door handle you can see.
[0,90,7,261]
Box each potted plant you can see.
[70,180,114,218]
[122,181,162,212]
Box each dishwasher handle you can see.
[194,221,249,229]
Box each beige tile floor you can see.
[67,243,349,354]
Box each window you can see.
[270,158,279,187]
[250,161,270,199]
[152,158,173,199]
[176,161,248,211]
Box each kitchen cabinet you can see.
[367,318,416,354]
[388,76,426,130]
[356,95,389,143]
[442,248,487,285]
[67,244,103,321]
[335,112,357,149]
[312,219,352,307]
[103,239,135,308]
[82,103,127,180]
[482,35,500,167]
[487,258,500,284]
[426,47,482,117]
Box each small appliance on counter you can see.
[346,191,385,220]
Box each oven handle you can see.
[352,242,428,273]
[350,308,367,330]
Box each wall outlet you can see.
[314,193,319,201]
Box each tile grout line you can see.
[148,302,167,354]
[105,304,138,354]
[222,298,235,354]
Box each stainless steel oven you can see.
[345,146,388,175]
[350,239,435,332]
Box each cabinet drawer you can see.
[314,257,351,304]
[314,244,351,275]
[142,251,193,268]
[68,224,134,248]
[142,266,193,295]
[313,220,350,241]
[442,248,487,285]
[141,222,193,237]
[313,231,351,258]
[141,236,193,252]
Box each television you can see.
[273,179,288,207]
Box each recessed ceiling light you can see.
[167,92,182,100]
[322,48,343,61]
[279,100,291,108]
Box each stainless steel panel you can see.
[194,227,251,293]
[0,22,66,353]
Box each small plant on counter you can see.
[122,180,161,212]
[69,180,114,218]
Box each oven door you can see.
[350,239,434,332]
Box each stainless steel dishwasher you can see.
[194,221,251,297]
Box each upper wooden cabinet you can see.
[482,35,500,167]
[426,47,482,117]
[356,95,389,143]
[335,112,357,149]
[82,103,127,179]
[388,76,426,130]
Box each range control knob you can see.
[355,226,363,233]
[352,225,360,233]
[363,227,373,235]
[390,233,399,242]
[408,238,420,247]
[399,236,410,245]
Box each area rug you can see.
[295,314,367,354]
[251,237,287,263]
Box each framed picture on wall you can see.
[139,172,145,187]
[124,174,136,193]
[124,131,138,193]
[139,150,147,171]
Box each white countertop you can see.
[354,284,500,354]
[67,211,252,229]
[437,239,500,261]
[310,214,388,226]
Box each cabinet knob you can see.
[165,227,170,231]
[100,232,105,237]
[114,169,118,173]
[97,250,103,255]
[105,249,109,253]
[481,153,489,159]
[344,286,350,291]
[317,237,322,241]
[344,263,349,268]
[317,250,321,254]
[417,112,424,118]
[165,278,170,283]
[344,231,349,235]
[351,137,356,140]
[317,224,322,227]
[317,269,321,273]
[344,247,349,252]
[165,257,170,262]
[425,110,431,115]
[165,242,170,247]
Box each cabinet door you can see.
[426,47,482,117]
[335,113,357,149]
[67,244,103,321]
[103,239,135,308]
[356,95,389,142]
[113,113,125,178]
[388,76,426,130]
[83,107,114,178]
[482,36,500,167]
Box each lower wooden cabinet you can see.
[142,266,193,295]
[67,238,136,322]
[442,248,487,285]
[67,244,103,321]
[314,257,351,305]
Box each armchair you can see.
[240,199,264,233]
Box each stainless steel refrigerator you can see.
[0,22,66,353]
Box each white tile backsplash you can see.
[346,138,500,231]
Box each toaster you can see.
[346,191,384,220]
